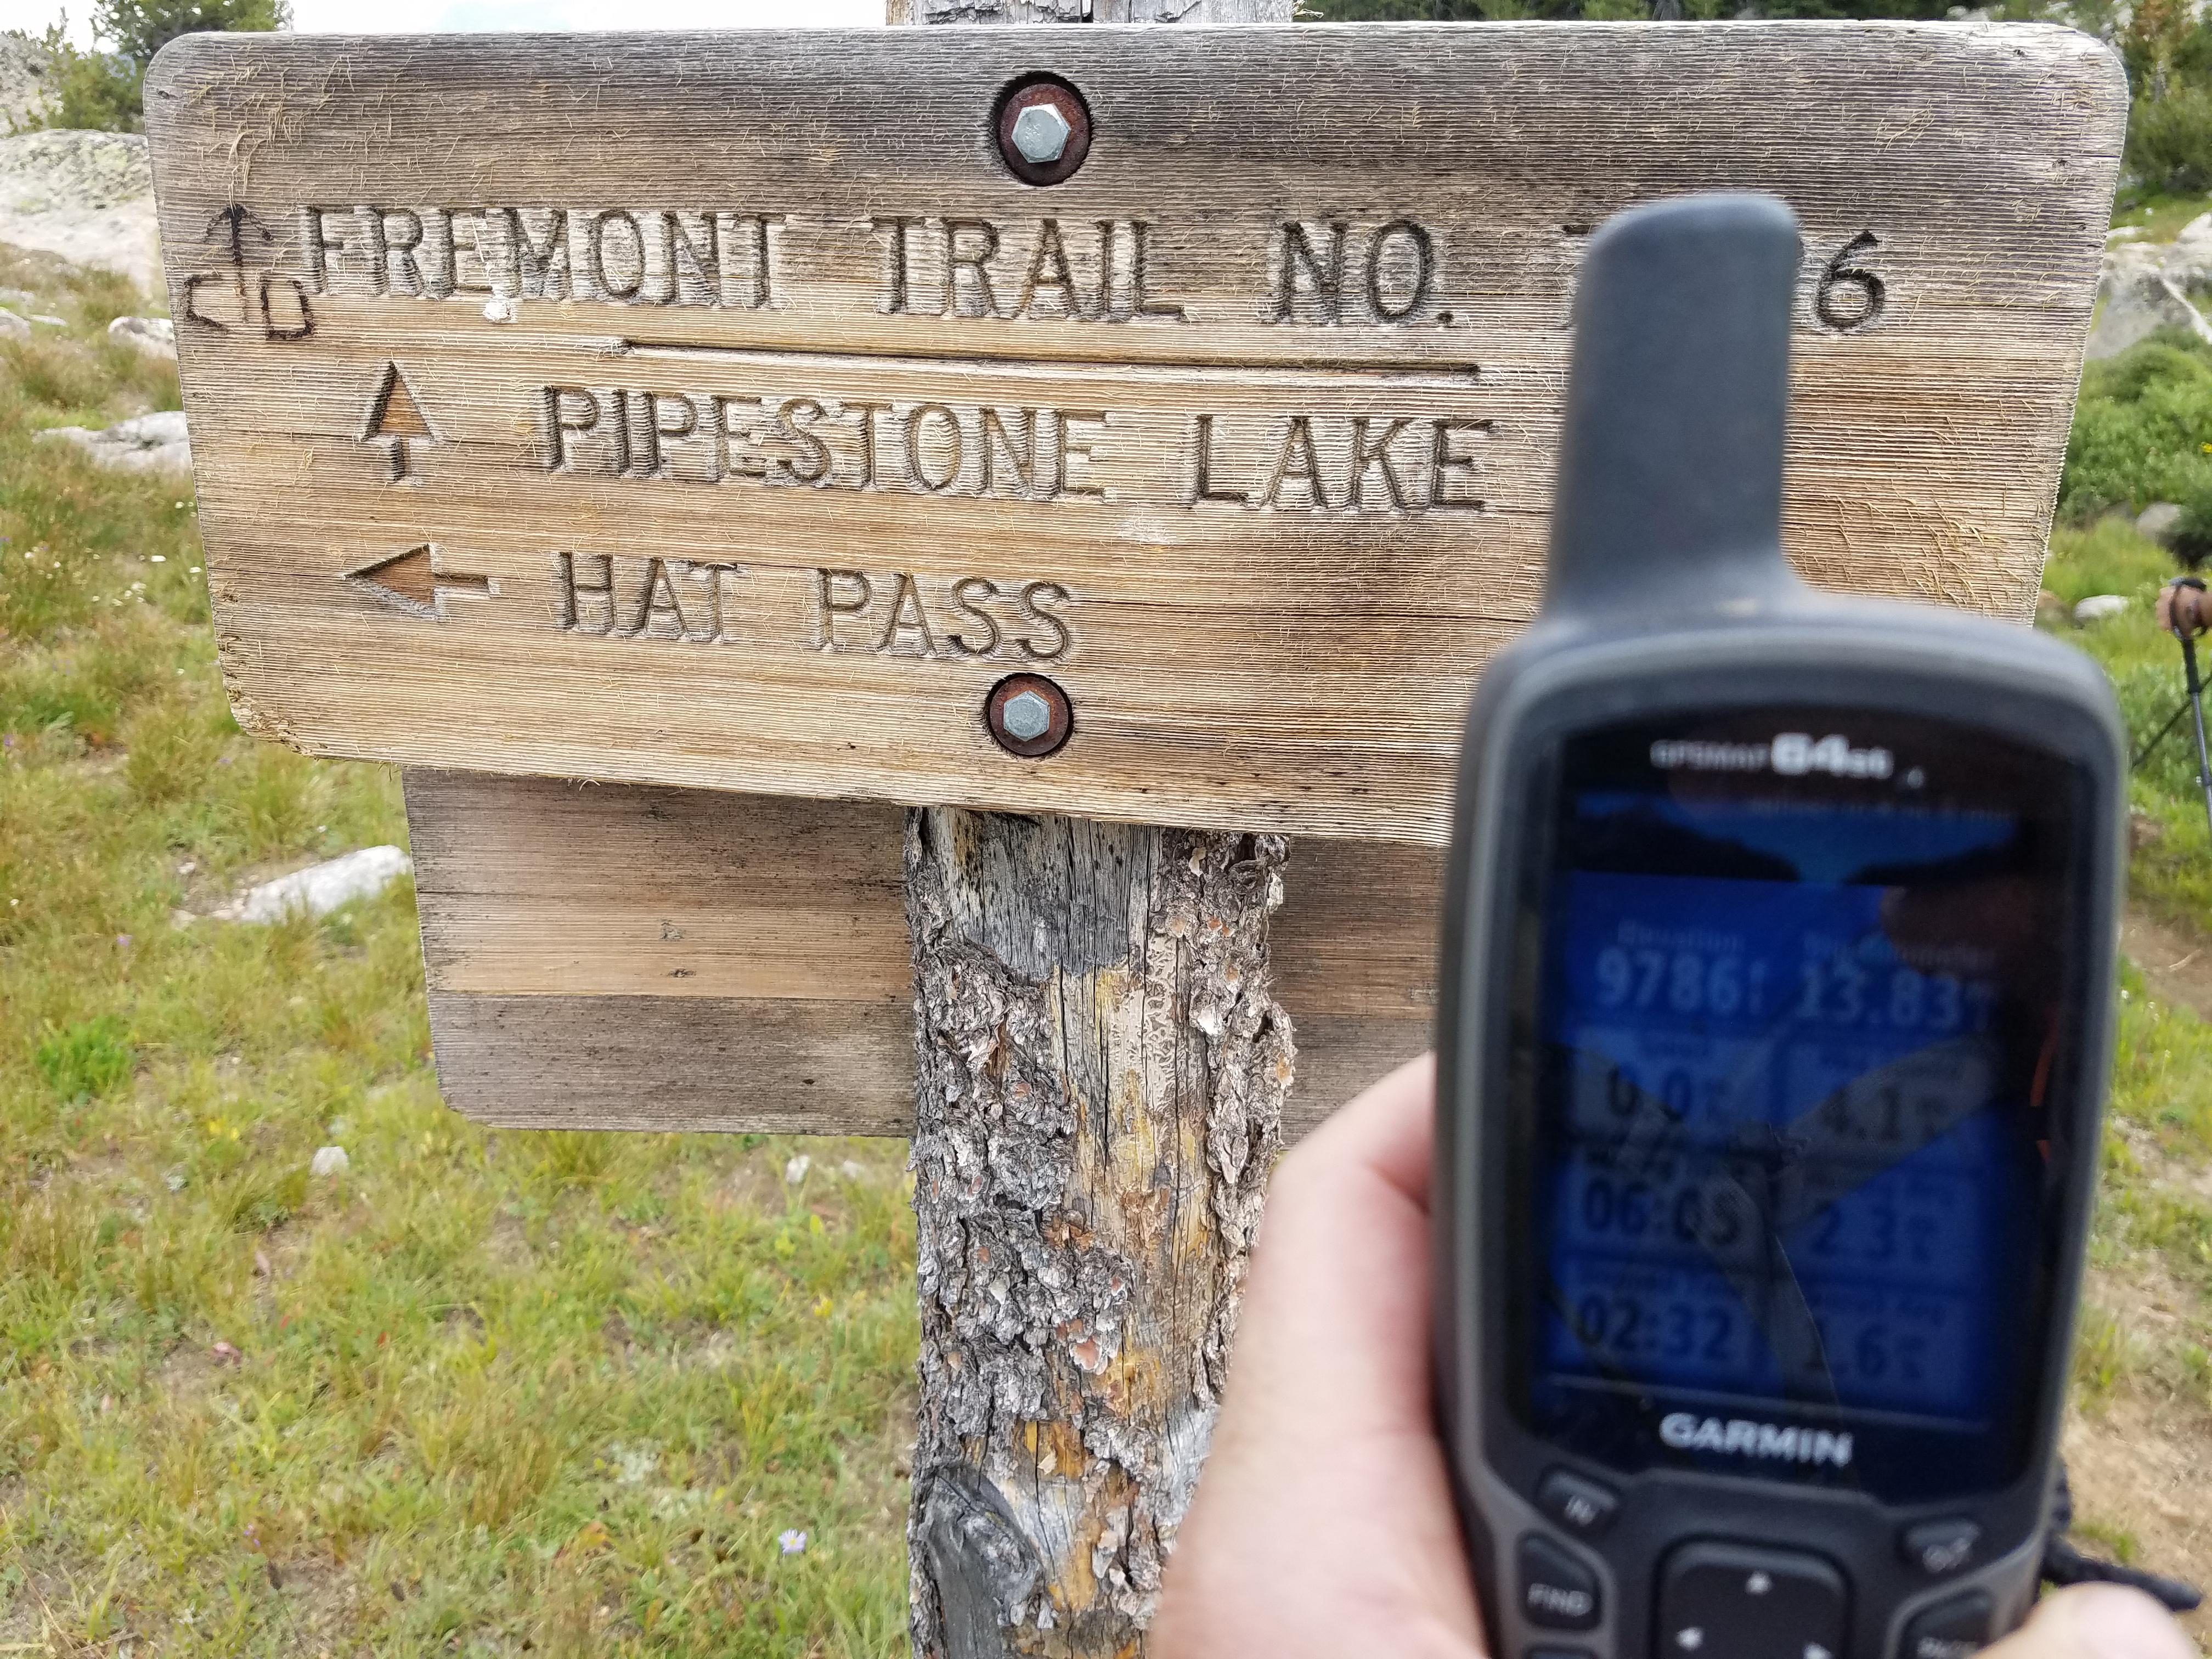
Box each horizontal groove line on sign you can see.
[608,336,1484,385]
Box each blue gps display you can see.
[1520,723,2066,1493]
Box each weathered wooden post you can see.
[884,7,1299,1653]
[143,18,2122,1652]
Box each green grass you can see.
[0,241,918,1655]
[2108,186,2212,245]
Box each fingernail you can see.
[2062,1585,2195,1659]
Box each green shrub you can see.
[2062,331,2212,520]
[32,1014,135,1102]
[2129,86,2212,196]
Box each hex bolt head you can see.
[985,673,1073,758]
[1001,689,1053,741]
[1010,103,1072,165]
[996,78,1091,186]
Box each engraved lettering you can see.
[625,557,692,639]
[543,385,600,471]
[589,209,647,301]
[906,403,964,492]
[1364,219,1435,321]
[508,208,572,300]
[1259,415,1330,510]
[555,551,616,634]
[380,208,427,297]
[949,576,1001,656]
[817,568,874,648]
[775,397,832,484]
[1430,417,1491,510]
[669,212,718,306]
[873,216,922,314]
[1351,416,1411,507]
[1130,221,1184,321]
[849,399,892,489]
[1192,414,1245,505]
[639,391,698,480]
[1015,220,1082,319]
[944,219,1002,318]
[713,395,769,479]
[981,407,1036,496]
[1015,580,1072,662]
[1056,410,1108,500]
[687,561,745,643]
[876,571,939,656]
[1273,221,1346,323]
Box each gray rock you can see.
[213,845,412,923]
[2138,502,2186,545]
[108,314,174,358]
[2074,594,2130,623]
[35,408,191,473]
[0,32,52,133]
[0,129,159,295]
[0,307,25,340]
[2163,213,2212,292]
[2086,256,2212,359]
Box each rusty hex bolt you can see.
[986,673,1073,758]
[996,77,1091,187]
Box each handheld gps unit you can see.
[1434,195,2125,1659]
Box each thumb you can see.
[1983,1587,2196,1659]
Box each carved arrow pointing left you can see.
[345,545,494,622]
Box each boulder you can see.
[0,32,52,133]
[0,307,25,340]
[213,846,413,923]
[2139,502,2186,546]
[34,408,190,473]
[2165,212,2212,292]
[2074,594,2130,623]
[2085,258,2212,359]
[108,314,175,359]
[0,129,159,295]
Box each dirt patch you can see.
[2063,1391,2212,1645]
[2124,909,2212,1022]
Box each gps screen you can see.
[1514,712,2085,1500]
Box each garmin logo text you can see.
[1649,734,1893,780]
[1659,1413,1855,1467]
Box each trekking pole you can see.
[2158,577,2212,839]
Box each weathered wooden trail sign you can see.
[148,18,2124,1655]
[150,24,2118,843]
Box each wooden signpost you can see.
[146,16,2123,1654]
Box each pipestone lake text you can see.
[538,388,1492,512]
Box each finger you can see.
[1986,1586,2196,1659]
[1272,1049,1437,1215]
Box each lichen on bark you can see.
[904,806,1294,1658]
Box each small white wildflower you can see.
[150,555,165,563]
[783,1154,810,1185]
[777,1529,808,1555]
[164,1170,185,1192]
[839,1159,867,1181]
[310,1146,349,1178]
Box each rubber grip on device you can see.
[1544,193,1802,617]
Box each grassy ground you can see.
[0,242,917,1655]
[2106,186,2212,244]
[8,233,2212,1653]
[2040,522,2212,1643]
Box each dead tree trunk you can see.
[905,813,1294,1657]
[887,8,1296,1647]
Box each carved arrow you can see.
[362,363,436,481]
[345,545,493,621]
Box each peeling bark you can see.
[905,809,1294,1658]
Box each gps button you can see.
[1538,1469,1620,1537]
[1900,1520,1982,1577]
[1900,1592,1994,1659]
[1657,1541,1847,1659]
[1519,1534,1602,1631]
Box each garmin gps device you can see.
[1432,194,2125,1659]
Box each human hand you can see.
[1151,1056,2201,1659]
